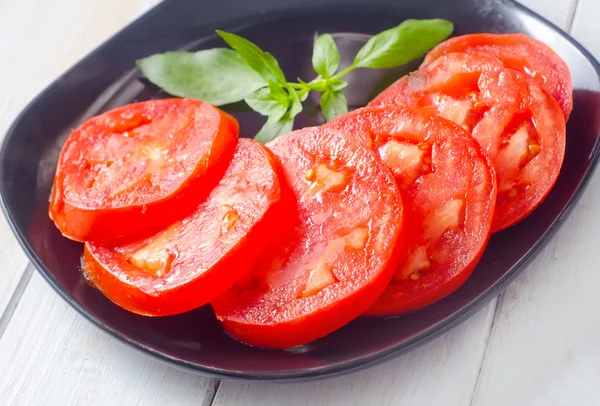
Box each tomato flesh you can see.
[49,98,238,241]
[327,105,496,314]
[421,33,573,119]
[371,53,565,231]
[83,139,290,316]
[212,127,404,348]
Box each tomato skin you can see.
[49,98,238,242]
[421,33,573,119]
[212,127,404,348]
[83,139,292,317]
[327,105,497,315]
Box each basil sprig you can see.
[137,19,453,142]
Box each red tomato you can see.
[83,139,291,316]
[371,53,566,231]
[327,105,496,315]
[49,98,238,241]
[421,33,573,119]
[476,69,566,231]
[212,127,404,348]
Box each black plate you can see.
[2,0,600,382]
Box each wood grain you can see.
[0,2,218,405]
[0,273,218,406]
[213,304,496,406]
[516,0,578,31]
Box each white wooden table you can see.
[0,0,599,404]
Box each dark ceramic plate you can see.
[1,0,600,382]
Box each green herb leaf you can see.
[216,30,287,84]
[312,34,340,78]
[244,84,290,124]
[320,90,348,122]
[288,86,303,118]
[328,78,348,91]
[298,90,310,102]
[136,49,267,105]
[254,116,294,143]
[353,19,453,69]
[267,82,290,103]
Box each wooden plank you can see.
[569,0,599,52]
[471,2,600,404]
[213,303,496,406]
[517,0,577,31]
[0,1,217,404]
[0,0,161,322]
[471,178,600,406]
[0,273,218,406]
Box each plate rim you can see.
[1,0,600,382]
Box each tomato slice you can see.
[476,69,566,231]
[49,98,238,241]
[211,127,404,348]
[327,105,496,315]
[421,33,573,119]
[371,53,566,231]
[83,139,291,316]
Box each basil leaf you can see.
[136,49,267,106]
[328,78,348,91]
[299,91,310,102]
[295,78,312,101]
[216,30,287,84]
[288,86,303,118]
[320,90,348,122]
[312,34,340,78]
[268,82,290,103]
[353,19,453,69]
[244,86,289,124]
[254,116,294,143]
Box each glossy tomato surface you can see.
[83,139,291,316]
[49,98,238,241]
[328,106,496,314]
[421,33,573,119]
[371,53,566,231]
[212,127,404,348]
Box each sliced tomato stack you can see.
[50,99,295,318]
[48,32,572,348]
[83,139,292,316]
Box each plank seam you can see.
[206,380,222,406]
[0,263,34,341]
[468,295,503,406]
[566,0,581,33]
